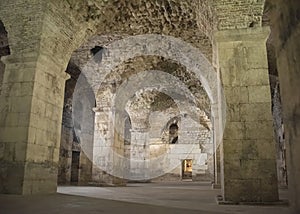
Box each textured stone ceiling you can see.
[127,89,177,112]
[66,0,266,125]
[69,33,212,116]
[64,0,213,61]
[64,0,199,33]
[96,55,211,116]
[67,0,215,110]
[57,0,265,42]
[126,88,211,130]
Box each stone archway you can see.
[0,1,279,204]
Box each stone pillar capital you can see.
[93,106,110,113]
[213,26,270,43]
[130,127,150,133]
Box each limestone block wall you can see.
[149,110,213,182]
[214,27,279,203]
[92,107,115,184]
[130,130,150,180]
[92,89,126,185]
[0,0,93,194]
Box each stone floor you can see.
[0,182,292,214]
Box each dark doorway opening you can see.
[169,123,179,144]
[0,20,11,95]
[71,151,80,183]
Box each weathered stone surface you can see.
[0,2,297,211]
[214,26,279,203]
[0,1,78,194]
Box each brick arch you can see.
[75,34,220,114]
[96,55,211,117]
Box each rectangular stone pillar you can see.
[130,130,149,181]
[92,108,114,184]
[211,104,222,189]
[214,27,279,203]
[213,145,221,189]
[0,54,68,194]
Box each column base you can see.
[0,161,58,195]
[216,195,289,206]
[87,182,127,187]
[212,183,221,189]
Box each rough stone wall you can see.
[267,0,300,212]
[269,76,287,187]
[197,0,216,40]
[61,0,212,60]
[214,0,265,30]
[263,5,288,187]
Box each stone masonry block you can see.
[245,121,274,140]
[248,85,272,103]
[240,103,273,122]
[224,86,249,104]
[240,69,270,86]
[223,122,245,140]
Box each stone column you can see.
[213,145,222,189]
[130,128,150,181]
[0,54,69,194]
[211,105,222,189]
[92,107,114,184]
[213,27,279,203]
[211,103,223,189]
